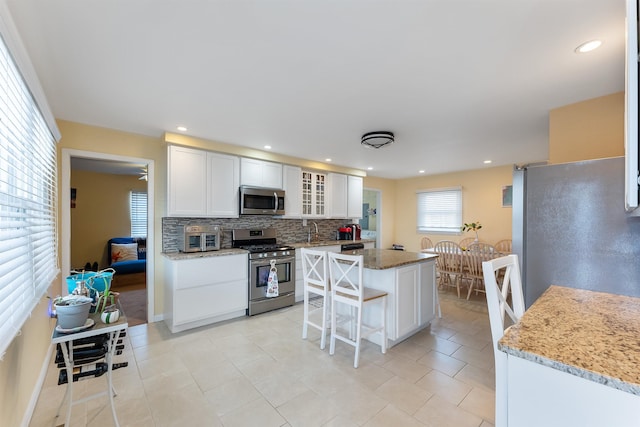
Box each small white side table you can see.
[51,308,128,426]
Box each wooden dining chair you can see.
[465,242,496,300]
[482,254,525,427]
[420,236,433,250]
[494,239,512,254]
[458,237,477,249]
[433,241,464,298]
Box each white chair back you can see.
[482,254,525,427]
[301,248,328,290]
[328,252,364,303]
[301,248,330,349]
[328,252,387,368]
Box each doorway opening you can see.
[360,188,382,248]
[61,149,155,325]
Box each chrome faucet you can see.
[312,222,319,242]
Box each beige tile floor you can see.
[29,290,495,427]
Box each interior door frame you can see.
[363,187,382,248]
[61,148,155,322]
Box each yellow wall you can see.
[549,92,624,163]
[57,120,167,315]
[71,170,148,269]
[392,165,514,252]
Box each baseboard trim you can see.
[21,342,54,427]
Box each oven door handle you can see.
[251,257,295,267]
[273,192,277,214]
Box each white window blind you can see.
[416,187,462,233]
[130,191,147,237]
[0,33,58,357]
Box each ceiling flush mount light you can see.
[484,160,492,164]
[264,145,272,150]
[367,166,373,170]
[176,126,187,132]
[361,131,394,149]
[575,40,602,53]
[419,170,425,174]
[325,158,332,162]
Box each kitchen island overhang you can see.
[344,249,439,347]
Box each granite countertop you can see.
[349,248,437,270]
[289,239,376,249]
[499,285,640,395]
[162,248,248,260]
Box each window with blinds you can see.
[416,187,462,233]
[0,33,58,357]
[130,191,147,238]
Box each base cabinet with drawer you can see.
[164,254,248,333]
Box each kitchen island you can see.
[347,249,438,346]
[499,285,640,427]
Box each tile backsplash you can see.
[162,216,353,252]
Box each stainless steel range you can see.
[232,228,296,316]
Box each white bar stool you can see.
[328,252,387,368]
[301,248,330,349]
[483,254,525,427]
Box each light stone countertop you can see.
[162,248,248,260]
[499,285,640,395]
[350,248,437,270]
[288,239,376,249]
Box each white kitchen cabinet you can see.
[282,165,302,218]
[328,173,348,218]
[301,171,327,217]
[362,257,436,345]
[168,145,239,217]
[347,175,363,219]
[395,265,420,338]
[168,145,208,216]
[207,152,240,217]
[164,254,248,333]
[240,158,283,189]
[419,261,436,324]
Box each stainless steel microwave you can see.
[240,186,285,215]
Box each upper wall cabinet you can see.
[282,165,302,218]
[301,171,327,217]
[168,146,239,217]
[347,175,363,219]
[328,173,348,218]
[240,158,283,189]
[168,146,207,216]
[327,173,363,219]
[207,152,240,217]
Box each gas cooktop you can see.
[231,228,294,254]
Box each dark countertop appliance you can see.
[338,224,361,240]
[232,228,295,316]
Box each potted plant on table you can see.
[462,221,483,242]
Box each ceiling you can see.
[7,0,627,179]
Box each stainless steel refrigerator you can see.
[513,156,640,307]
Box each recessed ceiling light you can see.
[419,170,425,174]
[264,145,272,150]
[367,167,373,170]
[484,160,492,164]
[176,126,187,132]
[575,40,602,53]
[325,158,332,162]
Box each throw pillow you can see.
[111,243,138,264]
